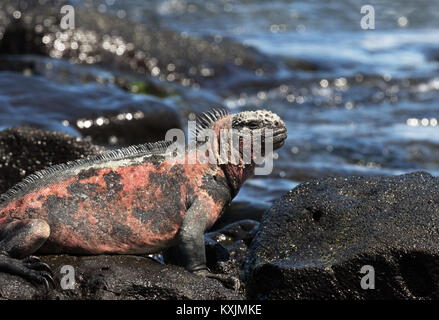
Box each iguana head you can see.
[230,109,287,151]
[195,108,287,195]
[195,109,287,151]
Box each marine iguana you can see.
[0,109,287,289]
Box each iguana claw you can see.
[0,252,55,291]
[23,256,53,275]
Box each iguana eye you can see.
[246,121,259,129]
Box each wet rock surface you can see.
[0,71,182,147]
[0,0,278,89]
[0,255,242,300]
[0,127,105,194]
[205,220,260,279]
[72,102,182,146]
[244,172,439,299]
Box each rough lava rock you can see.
[205,220,260,279]
[72,101,182,147]
[244,172,439,299]
[0,127,105,194]
[0,255,242,300]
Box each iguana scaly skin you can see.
[0,109,287,288]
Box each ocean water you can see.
[1,0,439,215]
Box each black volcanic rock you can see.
[204,219,260,278]
[0,255,242,300]
[0,127,105,194]
[73,101,182,147]
[244,172,439,299]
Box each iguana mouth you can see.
[272,127,287,150]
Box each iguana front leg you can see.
[0,218,54,290]
[164,199,240,290]
[163,199,208,271]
